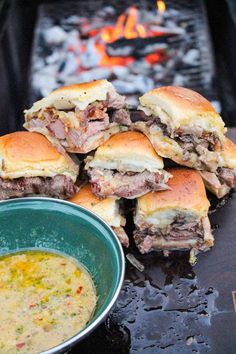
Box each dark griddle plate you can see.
[71,129,236,354]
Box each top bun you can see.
[139,86,226,141]
[68,184,124,227]
[0,132,79,181]
[137,168,210,217]
[220,137,236,168]
[85,131,164,172]
[25,80,115,115]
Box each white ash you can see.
[43,26,67,45]
[173,73,186,86]
[80,39,101,68]
[77,68,111,82]
[182,49,200,66]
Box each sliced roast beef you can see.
[27,91,130,151]
[200,168,236,189]
[199,171,222,189]
[106,91,127,110]
[217,167,236,187]
[0,175,77,200]
[87,168,169,199]
[133,110,220,170]
[48,119,66,140]
[134,216,204,253]
[111,109,131,126]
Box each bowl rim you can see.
[0,197,125,354]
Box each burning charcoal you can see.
[173,73,186,86]
[43,26,67,45]
[112,66,129,79]
[127,96,139,107]
[62,15,81,26]
[131,60,151,75]
[107,36,177,58]
[33,73,57,97]
[30,1,216,106]
[64,30,81,56]
[45,51,62,65]
[153,63,164,72]
[211,101,221,113]
[106,45,133,57]
[113,75,154,94]
[80,38,101,68]
[97,6,115,17]
[182,49,200,66]
[77,68,110,82]
[138,43,167,56]
[148,25,185,36]
[59,52,78,77]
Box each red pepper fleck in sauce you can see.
[16,342,25,349]
[76,286,83,295]
[29,303,36,309]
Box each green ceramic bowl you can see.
[0,198,125,354]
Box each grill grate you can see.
[30,0,217,105]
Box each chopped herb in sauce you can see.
[0,251,97,354]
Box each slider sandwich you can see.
[0,132,78,200]
[133,168,214,254]
[199,138,236,198]
[134,86,226,172]
[85,131,172,199]
[24,80,131,153]
[69,184,129,247]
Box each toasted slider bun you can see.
[69,184,125,228]
[220,137,236,168]
[24,80,127,154]
[25,80,115,115]
[135,168,210,228]
[85,131,164,172]
[136,86,226,169]
[0,132,78,181]
[139,86,225,137]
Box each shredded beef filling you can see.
[217,167,236,187]
[132,111,220,169]
[87,168,169,199]
[0,175,77,200]
[28,91,131,149]
[201,167,236,188]
[134,216,205,253]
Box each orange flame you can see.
[157,0,166,15]
[101,6,147,43]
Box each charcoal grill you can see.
[30,0,217,106]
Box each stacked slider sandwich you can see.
[134,86,236,198]
[0,132,78,200]
[133,169,213,254]
[24,80,131,153]
[85,131,172,199]
[134,86,226,172]
[69,184,129,247]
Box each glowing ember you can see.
[95,43,134,67]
